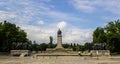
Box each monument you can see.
[46,29,72,52]
[56,29,64,49]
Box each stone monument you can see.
[46,29,72,52]
[56,29,63,49]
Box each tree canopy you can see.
[0,21,30,52]
[93,19,120,53]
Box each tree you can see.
[0,21,29,52]
[31,41,39,51]
[39,43,48,51]
[105,20,120,52]
[62,43,71,48]
[48,36,53,48]
[70,43,73,48]
[93,27,106,44]
[83,43,93,51]
[75,46,80,51]
[93,19,120,53]
[0,23,3,50]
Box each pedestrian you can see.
[78,51,81,56]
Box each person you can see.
[96,50,99,59]
[78,51,81,56]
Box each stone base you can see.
[46,48,73,52]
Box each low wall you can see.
[90,50,110,56]
[11,50,29,56]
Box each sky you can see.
[0,0,120,44]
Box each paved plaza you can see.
[0,56,120,64]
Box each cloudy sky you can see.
[0,0,119,44]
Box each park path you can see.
[0,56,120,64]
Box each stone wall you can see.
[11,50,29,56]
[90,50,110,56]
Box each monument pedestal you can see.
[46,48,73,52]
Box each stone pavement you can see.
[0,56,120,64]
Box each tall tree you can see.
[0,21,29,52]
[105,20,120,52]
[48,36,53,48]
[93,27,106,44]
[93,19,120,53]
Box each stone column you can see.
[56,29,63,48]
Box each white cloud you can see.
[20,24,57,44]
[19,21,93,45]
[37,20,45,25]
[0,0,82,24]
[57,21,67,29]
[35,8,81,22]
[0,0,93,44]
[0,11,17,21]
[70,0,96,13]
[63,28,93,44]
[70,0,120,14]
